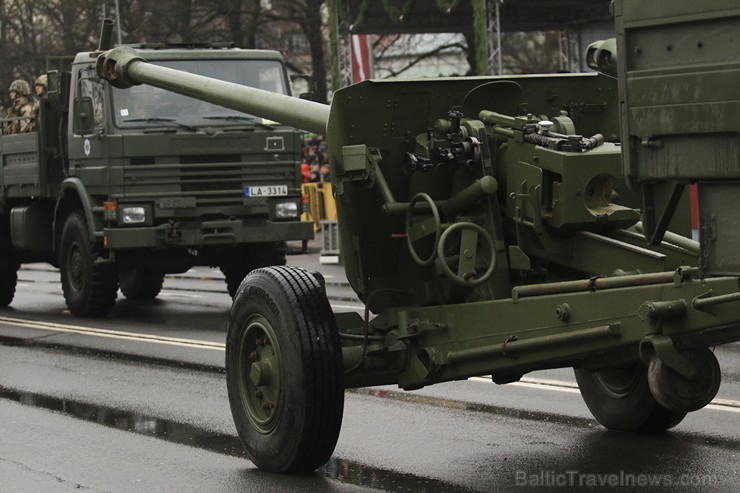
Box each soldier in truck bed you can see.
[3,79,36,134]
[34,74,48,99]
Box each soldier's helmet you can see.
[9,79,31,96]
[35,74,48,89]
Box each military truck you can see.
[0,23,312,317]
[99,0,740,475]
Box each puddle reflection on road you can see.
[0,386,245,457]
[0,386,472,492]
[321,457,474,492]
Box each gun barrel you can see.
[97,19,114,51]
[96,46,329,135]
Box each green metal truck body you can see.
[0,45,312,316]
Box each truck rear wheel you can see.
[60,212,118,317]
[0,256,19,307]
[221,242,287,298]
[0,214,19,307]
[225,266,343,473]
[574,363,686,432]
[119,267,165,300]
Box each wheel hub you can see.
[68,243,84,291]
[593,363,642,399]
[238,316,282,433]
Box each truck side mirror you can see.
[73,96,95,135]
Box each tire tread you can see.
[226,265,343,473]
[60,212,118,317]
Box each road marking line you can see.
[0,316,224,351]
[158,292,204,298]
[471,376,578,388]
[509,381,581,393]
[330,303,364,311]
[470,375,740,412]
[2,315,738,413]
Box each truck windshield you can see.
[111,59,287,128]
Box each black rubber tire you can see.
[0,255,19,307]
[0,214,19,307]
[225,265,344,473]
[574,363,686,433]
[59,212,118,317]
[119,267,164,300]
[221,242,287,299]
[647,347,721,412]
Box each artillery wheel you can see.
[221,242,287,298]
[647,347,721,412]
[225,265,344,473]
[574,363,685,432]
[60,212,118,317]
[0,215,19,307]
[119,267,165,300]
[405,192,441,266]
[436,222,495,287]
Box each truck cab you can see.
[0,45,313,316]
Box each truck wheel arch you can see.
[53,178,100,254]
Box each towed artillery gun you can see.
[99,0,740,474]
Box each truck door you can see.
[67,64,112,189]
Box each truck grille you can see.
[181,163,242,196]
[180,155,240,165]
[123,154,296,208]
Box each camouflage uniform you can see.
[4,80,37,135]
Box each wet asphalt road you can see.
[0,243,738,492]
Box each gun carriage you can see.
[98,0,740,473]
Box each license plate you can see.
[245,185,288,197]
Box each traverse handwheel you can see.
[436,222,495,287]
[405,192,442,266]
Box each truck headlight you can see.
[121,206,147,224]
[274,201,299,219]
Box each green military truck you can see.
[0,41,312,317]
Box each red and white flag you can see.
[351,34,373,83]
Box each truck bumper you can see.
[104,218,314,249]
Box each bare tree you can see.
[199,0,265,48]
[0,0,100,92]
[502,31,562,74]
[115,0,214,44]
[0,0,332,102]
[373,33,470,79]
[266,0,329,103]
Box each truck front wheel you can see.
[60,212,118,317]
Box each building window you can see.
[285,33,308,54]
